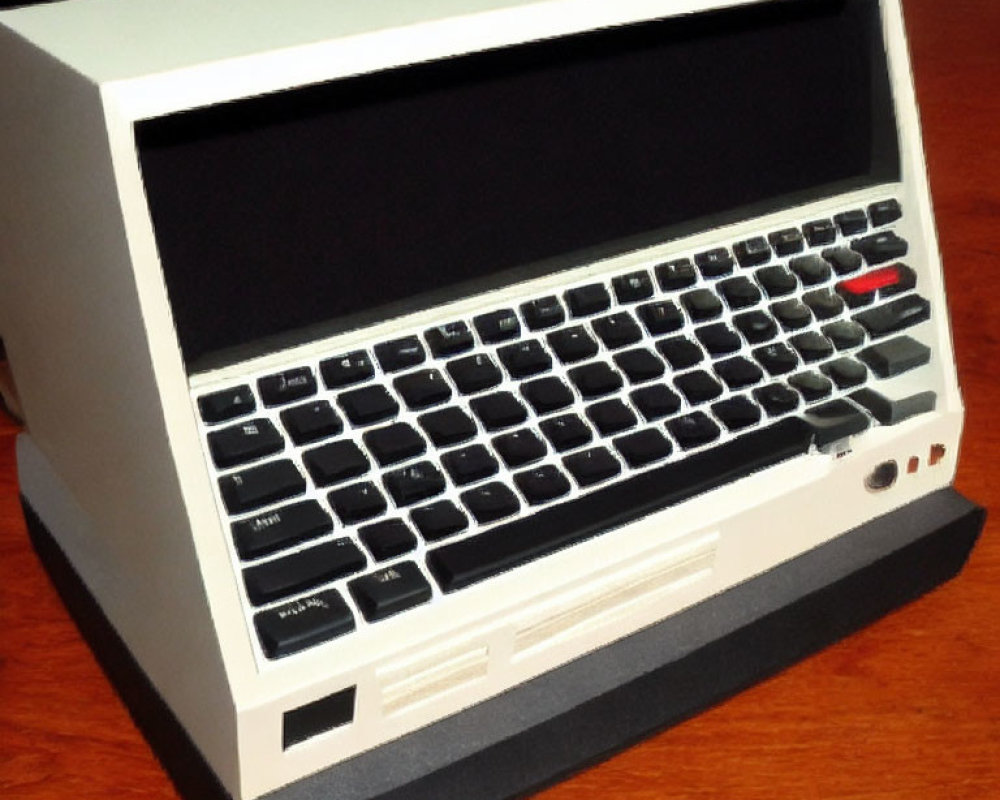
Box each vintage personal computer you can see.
[0,0,986,798]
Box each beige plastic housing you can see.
[0,1,962,798]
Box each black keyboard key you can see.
[714,357,764,390]
[756,265,798,298]
[656,336,704,370]
[733,310,779,344]
[281,400,343,446]
[411,500,468,542]
[853,295,930,338]
[857,335,930,379]
[834,209,868,236]
[803,399,870,447]
[674,371,724,406]
[442,444,499,486]
[753,343,800,376]
[803,219,837,247]
[243,538,365,606]
[612,270,655,303]
[790,331,834,362]
[768,228,805,257]
[655,258,698,291]
[383,461,447,507]
[208,418,284,469]
[565,283,611,317]
[219,460,305,515]
[199,385,255,424]
[258,368,317,407]
[851,231,909,266]
[375,336,425,373]
[753,383,800,416]
[850,388,937,426]
[328,482,387,524]
[562,447,621,488]
[426,418,814,593]
[232,500,333,561]
[338,385,399,427]
[470,391,528,431]
[712,395,762,431]
[514,464,572,505]
[879,264,918,298]
[498,339,552,379]
[521,296,566,331]
[349,562,432,622]
[802,289,845,321]
[630,385,682,421]
[492,429,547,468]
[254,589,355,659]
[821,357,869,389]
[681,288,724,321]
[568,361,624,399]
[321,351,374,389]
[474,309,521,343]
[592,312,643,350]
[425,322,474,358]
[586,399,637,436]
[733,236,771,267]
[695,323,741,356]
[771,299,813,330]
[363,422,425,467]
[788,254,832,286]
[539,413,593,452]
[303,440,369,486]
[823,319,867,350]
[522,376,574,415]
[418,407,477,448]
[614,348,665,384]
[667,411,721,449]
[788,371,834,402]
[694,248,734,278]
[461,482,520,524]
[359,519,418,562]
[868,199,903,227]
[547,326,599,364]
[393,369,452,410]
[637,300,685,336]
[823,246,864,276]
[447,353,502,394]
[614,428,672,467]
[719,276,762,310]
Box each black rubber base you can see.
[22,488,985,800]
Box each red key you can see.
[837,264,904,296]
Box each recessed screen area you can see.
[136,0,897,373]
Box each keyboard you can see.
[195,197,936,661]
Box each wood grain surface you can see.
[1,1,997,797]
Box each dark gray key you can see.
[338,385,399,426]
[586,399,638,436]
[834,209,868,236]
[681,288,724,321]
[711,396,762,431]
[447,353,502,394]
[219,460,305,515]
[853,295,931,338]
[425,322,474,358]
[655,258,698,291]
[714,357,764,390]
[656,337,704,370]
[857,335,931,378]
[233,499,333,561]
[868,199,903,227]
[461,481,521,524]
[630,385,682,421]
[321,350,374,389]
[565,283,612,317]
[790,331,834,362]
[733,311,779,344]
[592,312,643,350]
[208,418,284,469]
[821,357,868,389]
[363,422,425,467]
[428,418,812,592]
[375,336,425,373]
[789,254,832,286]
[771,299,813,330]
[539,413,593,452]
[568,361,623,399]
[850,388,937,426]
[383,461,446,507]
[694,248,734,278]
[258,367,317,407]
[474,309,520,343]
[719,276,762,309]
[788,371,834,402]
[851,231,909,266]
[612,271,654,303]
[254,589,355,659]
[281,400,342,446]
[498,339,552,379]
[768,228,805,257]
[667,411,721,449]
[695,323,741,356]
[613,348,665,384]
[418,407,477,448]
[411,500,468,542]
[199,385,255,424]
[243,538,366,606]
[492,429,547,468]
[470,391,528,431]
[521,376,574,415]
[349,562,433,622]
[756,265,798,298]
[562,447,621,488]
[303,440,369,486]
[613,428,672,467]
[753,383,800,416]
[637,300,685,335]
[823,319,867,350]
[514,464,572,504]
[802,289,845,320]
[733,236,771,267]
[521,296,566,331]
[803,219,837,247]
[393,369,451,410]
[823,246,864,276]
[753,343,799,376]
[674,371,724,405]
[803,399,870,446]
[359,519,418,562]
[442,445,499,486]
[548,326,599,364]
[328,482,387,524]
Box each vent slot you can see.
[379,645,489,716]
[282,686,356,749]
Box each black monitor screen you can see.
[136,0,898,373]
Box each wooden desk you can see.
[1,1,997,797]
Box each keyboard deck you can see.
[195,197,936,661]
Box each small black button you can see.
[547,326,599,364]
[514,464,573,504]
[375,336,425,373]
[756,265,798,298]
[788,254,832,286]
[613,348,665,384]
[768,228,805,257]
[656,336,704,370]
[219,460,305,515]
[733,237,771,267]
[592,312,643,350]
[823,247,864,276]
[674,370,724,405]
[441,444,499,486]
[521,376,574,415]
[460,481,521,524]
[771,299,813,331]
[562,447,622,488]
[834,209,868,236]
[383,461,447,507]
[418,407,477,448]
[321,351,374,389]
[303,439,370,486]
[393,369,452,410]
[469,391,528,431]
[349,562,432,622]
[281,400,343,446]
[711,395,762,431]
[637,300,685,335]
[447,353,502,395]
[803,219,837,247]
[655,259,698,291]
[585,398,638,436]
[411,500,469,542]
[199,385,255,424]
[821,357,869,389]
[630,385,682,422]
[694,248,734,278]
[614,428,672,467]
[788,371,834,402]
[853,295,931,338]
[753,383,800,416]
[850,231,909,266]
[208,418,284,469]
[790,331,835,363]
[667,411,721,449]
[681,288,724,321]
[695,323,741,356]
[567,361,624,399]
[823,319,867,350]
[753,343,800,376]
[258,367,317,407]
[492,428,547,468]
[363,422,426,467]
[328,482,388,524]
[612,270,655,303]
[338,385,399,427]
[565,283,612,317]
[719,276,762,310]
[539,413,593,452]
[254,589,354,659]
[359,519,418,562]
[714,357,764,390]
[474,309,520,343]
[425,322,474,358]
[733,311,779,345]
[497,339,553,379]
[868,199,902,228]
[521,296,566,331]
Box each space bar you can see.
[426,417,814,593]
